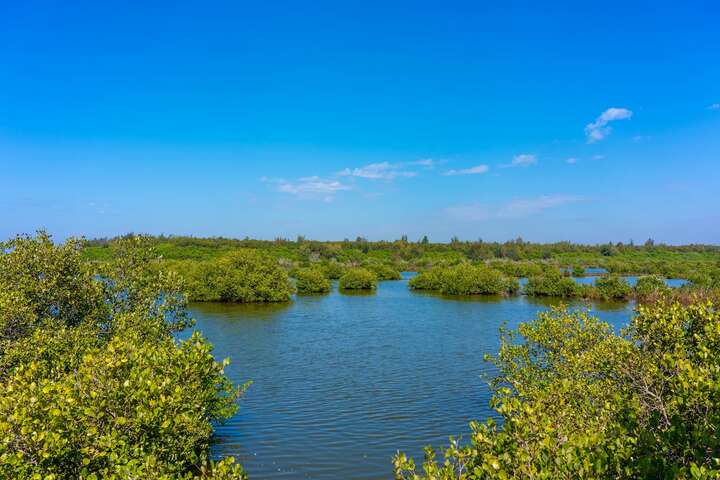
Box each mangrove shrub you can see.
[0,233,247,479]
[339,268,377,290]
[185,249,293,302]
[395,299,720,479]
[596,275,633,301]
[294,267,332,294]
[524,273,582,297]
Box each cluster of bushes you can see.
[182,249,294,302]
[409,265,518,296]
[395,299,720,479]
[524,272,586,297]
[0,233,246,479]
[339,268,377,290]
[365,262,403,280]
[293,267,332,294]
[523,273,674,302]
[83,234,720,280]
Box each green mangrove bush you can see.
[366,263,403,280]
[185,249,293,302]
[635,274,670,300]
[395,299,720,479]
[294,267,332,294]
[320,261,346,280]
[524,272,583,298]
[0,233,247,479]
[339,268,377,290]
[409,265,517,296]
[595,275,633,301]
[408,267,448,291]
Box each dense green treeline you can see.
[79,235,720,304]
[83,235,720,287]
[0,233,247,478]
[394,298,720,479]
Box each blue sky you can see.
[1,1,719,243]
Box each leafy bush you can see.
[185,249,293,302]
[366,263,403,280]
[395,300,720,479]
[0,233,247,479]
[572,265,585,276]
[339,268,377,290]
[635,274,669,300]
[409,265,517,295]
[294,267,332,294]
[320,261,346,280]
[524,273,582,297]
[595,275,633,301]
[408,267,448,291]
[440,265,518,295]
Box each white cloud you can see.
[501,154,537,168]
[446,195,583,221]
[339,161,418,180]
[585,107,633,143]
[708,103,720,110]
[566,157,578,164]
[592,154,605,160]
[443,164,490,176]
[262,176,351,201]
[409,158,435,168]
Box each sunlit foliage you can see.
[294,267,332,294]
[394,299,720,479]
[339,268,377,290]
[0,232,247,479]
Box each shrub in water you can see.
[366,263,402,280]
[294,267,332,294]
[185,249,293,302]
[395,300,720,479]
[635,274,670,300]
[440,264,516,295]
[525,273,582,297]
[596,274,633,301]
[408,267,448,291]
[339,268,377,290]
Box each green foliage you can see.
[524,272,583,297]
[366,263,403,280]
[320,261,347,280]
[634,274,670,300]
[596,275,633,301]
[440,265,518,295]
[395,300,720,479]
[409,265,517,296]
[0,232,247,479]
[184,249,293,302]
[409,267,448,291]
[572,265,585,276]
[294,267,332,294]
[339,268,377,290]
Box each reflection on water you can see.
[185,273,635,480]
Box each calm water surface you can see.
[188,273,634,480]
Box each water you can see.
[187,273,634,479]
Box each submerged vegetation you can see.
[0,232,246,479]
[395,298,720,479]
